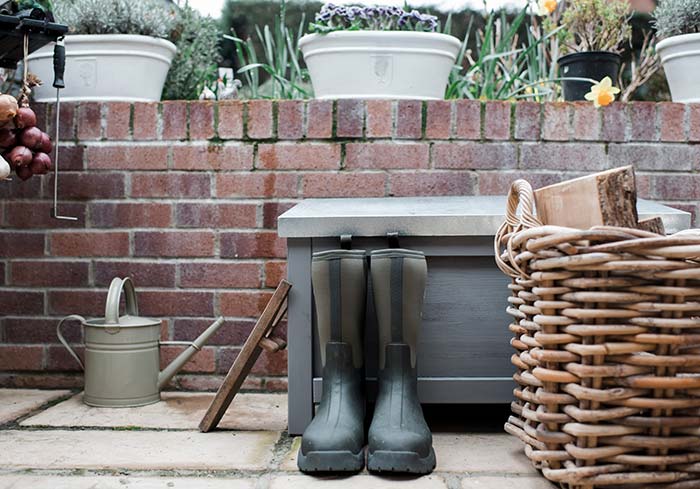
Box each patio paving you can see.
[0,388,555,489]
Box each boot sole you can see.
[297,448,365,473]
[367,448,436,474]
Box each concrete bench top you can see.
[278,196,691,238]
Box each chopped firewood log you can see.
[638,216,665,235]
[534,166,638,229]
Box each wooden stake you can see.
[534,166,638,229]
[199,280,291,432]
[638,216,666,235]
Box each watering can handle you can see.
[105,277,139,324]
[56,315,86,371]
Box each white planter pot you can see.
[299,31,461,100]
[657,32,700,103]
[27,34,177,102]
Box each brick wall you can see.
[1,99,699,391]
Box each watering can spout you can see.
[158,317,225,390]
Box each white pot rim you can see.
[299,30,461,48]
[27,33,177,56]
[656,32,700,51]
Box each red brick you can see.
[44,172,125,200]
[58,102,77,141]
[220,231,286,258]
[432,142,517,169]
[174,319,256,346]
[47,345,84,372]
[11,260,89,286]
[94,261,176,287]
[519,142,608,170]
[277,100,304,139]
[636,173,652,199]
[542,102,570,141]
[629,102,657,141]
[454,100,481,139]
[425,100,452,139]
[0,177,41,199]
[133,102,158,140]
[218,348,287,375]
[5,317,82,343]
[51,231,129,257]
[659,102,687,142]
[257,143,340,170]
[4,202,86,229]
[33,103,50,134]
[87,144,169,171]
[105,102,131,140]
[0,346,43,371]
[514,102,541,140]
[219,290,274,317]
[246,100,274,139]
[306,100,333,139]
[131,173,210,198]
[180,262,261,288]
[484,101,511,140]
[175,202,257,228]
[189,101,215,140]
[0,262,4,285]
[336,99,364,137]
[52,144,85,171]
[264,261,287,287]
[160,345,216,373]
[77,102,102,140]
[301,172,386,198]
[216,172,297,198]
[262,201,296,229]
[572,102,601,141]
[652,174,700,200]
[90,202,172,228]
[172,143,253,171]
[161,101,188,140]
[608,143,700,171]
[217,101,244,139]
[0,290,44,315]
[0,373,83,389]
[601,102,627,142]
[139,291,214,318]
[263,377,288,391]
[389,171,476,197]
[345,142,429,169]
[396,100,422,139]
[134,231,215,257]
[690,104,700,142]
[365,100,393,138]
[478,171,585,195]
[0,232,44,257]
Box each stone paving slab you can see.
[0,389,70,425]
[270,475,449,489]
[0,475,255,489]
[22,392,287,431]
[0,430,279,471]
[281,434,536,475]
[462,476,556,488]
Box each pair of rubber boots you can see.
[297,247,435,474]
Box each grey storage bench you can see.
[278,196,691,435]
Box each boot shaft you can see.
[312,249,367,369]
[369,249,427,369]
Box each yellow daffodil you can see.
[537,0,557,16]
[584,76,621,108]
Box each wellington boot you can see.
[367,248,435,474]
[298,249,367,473]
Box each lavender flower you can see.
[310,3,440,33]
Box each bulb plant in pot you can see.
[299,3,462,99]
[542,0,632,101]
[27,0,177,102]
[654,0,700,102]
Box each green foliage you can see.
[162,4,222,100]
[308,4,438,33]
[226,0,310,99]
[557,0,633,53]
[52,0,176,38]
[654,0,700,38]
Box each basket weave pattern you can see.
[495,180,700,488]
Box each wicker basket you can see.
[495,179,700,489]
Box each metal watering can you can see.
[57,277,225,407]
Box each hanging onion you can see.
[7,145,32,167]
[30,152,51,175]
[16,163,32,180]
